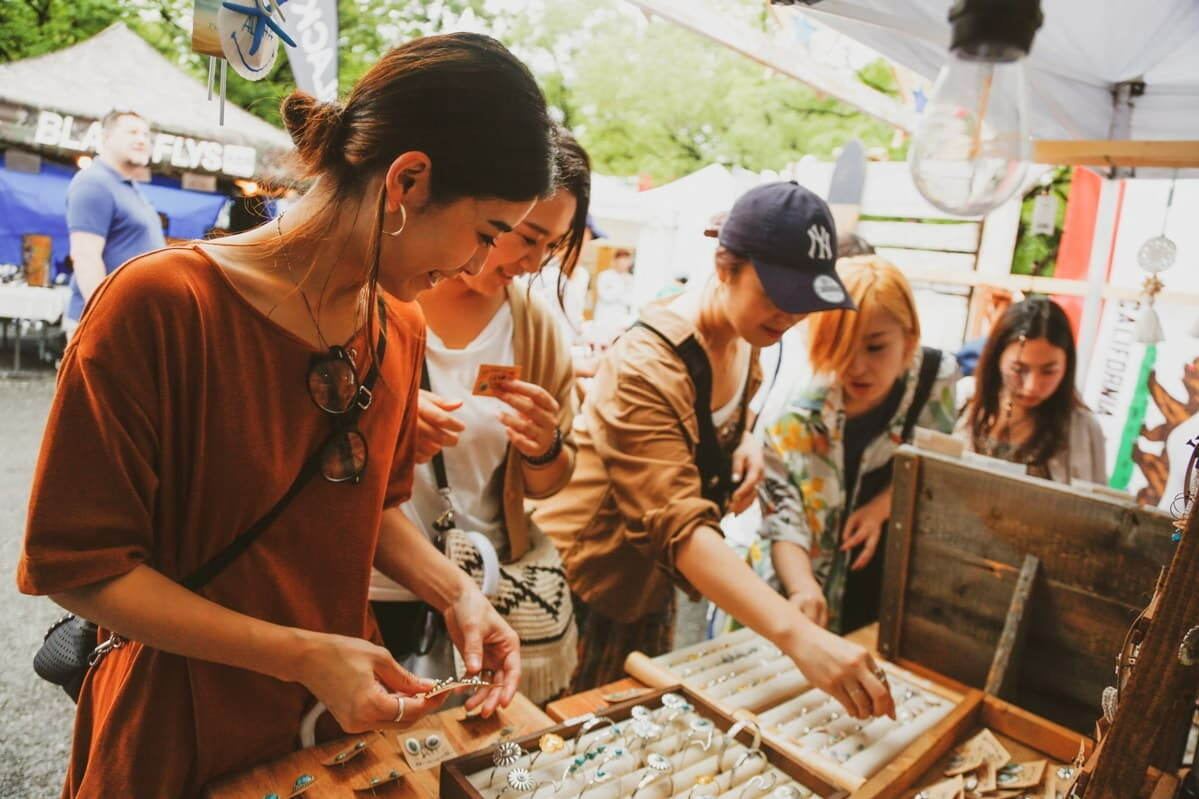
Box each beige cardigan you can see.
[499,285,579,561]
[954,404,1108,486]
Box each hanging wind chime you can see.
[191,0,297,125]
[1134,174,1179,345]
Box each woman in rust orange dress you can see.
[17,34,557,798]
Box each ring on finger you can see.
[394,696,406,723]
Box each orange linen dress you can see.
[16,247,425,798]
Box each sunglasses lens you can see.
[321,430,367,482]
[309,356,358,413]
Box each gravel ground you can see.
[0,373,74,798]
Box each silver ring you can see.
[632,753,674,798]
[577,767,619,799]
[719,719,762,766]
[731,749,767,782]
[575,716,618,754]
[738,772,777,799]
[393,695,405,723]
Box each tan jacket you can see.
[502,285,579,561]
[534,303,762,623]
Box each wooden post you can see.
[985,554,1040,699]
[1080,506,1199,798]
[878,450,921,660]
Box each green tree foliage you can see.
[0,0,901,182]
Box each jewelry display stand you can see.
[626,635,962,792]
[440,686,850,799]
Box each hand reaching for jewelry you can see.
[415,389,465,464]
[293,631,447,732]
[442,583,522,718]
[785,622,896,721]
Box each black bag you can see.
[33,302,388,702]
[634,321,752,510]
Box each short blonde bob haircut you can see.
[807,255,921,375]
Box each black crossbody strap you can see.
[181,298,388,592]
[634,321,732,507]
[421,362,451,493]
[901,346,943,442]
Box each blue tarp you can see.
[0,155,227,275]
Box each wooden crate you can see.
[878,448,1178,745]
[440,685,849,799]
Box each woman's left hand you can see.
[496,380,562,460]
[841,488,892,570]
[441,584,522,718]
[728,433,765,515]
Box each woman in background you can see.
[956,296,1106,485]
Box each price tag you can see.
[1031,192,1058,236]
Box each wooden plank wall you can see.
[884,448,1176,733]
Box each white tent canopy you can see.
[791,0,1199,142]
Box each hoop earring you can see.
[384,204,407,237]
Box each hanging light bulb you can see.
[909,0,1043,216]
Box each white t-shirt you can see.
[369,305,515,602]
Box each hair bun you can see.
[280,91,344,176]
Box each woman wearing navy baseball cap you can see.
[536,182,896,721]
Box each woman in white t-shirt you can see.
[370,132,590,702]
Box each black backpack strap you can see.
[634,321,732,507]
[181,298,389,592]
[902,346,943,442]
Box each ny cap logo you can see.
[807,224,832,261]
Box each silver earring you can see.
[384,204,407,237]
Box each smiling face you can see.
[378,197,535,302]
[838,306,917,410]
[455,188,578,298]
[998,336,1068,410]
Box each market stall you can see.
[0,22,292,369]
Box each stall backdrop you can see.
[0,155,226,272]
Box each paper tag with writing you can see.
[473,364,521,397]
[397,730,459,771]
[1031,192,1058,236]
[916,775,965,799]
[997,760,1048,790]
[972,729,1013,767]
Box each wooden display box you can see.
[878,446,1181,765]
[439,685,851,799]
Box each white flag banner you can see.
[283,0,339,102]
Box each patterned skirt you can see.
[570,594,676,693]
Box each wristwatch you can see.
[522,428,563,467]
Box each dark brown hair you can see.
[548,128,591,277]
[967,296,1082,465]
[275,33,556,350]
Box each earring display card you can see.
[626,629,964,792]
[439,686,851,799]
[398,730,460,771]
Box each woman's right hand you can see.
[784,622,896,721]
[292,631,448,733]
[415,389,466,464]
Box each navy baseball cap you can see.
[718,181,855,315]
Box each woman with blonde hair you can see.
[761,256,959,634]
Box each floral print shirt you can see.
[760,348,960,632]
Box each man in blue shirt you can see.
[64,110,166,337]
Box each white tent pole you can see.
[1075,177,1121,390]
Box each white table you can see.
[0,284,70,371]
